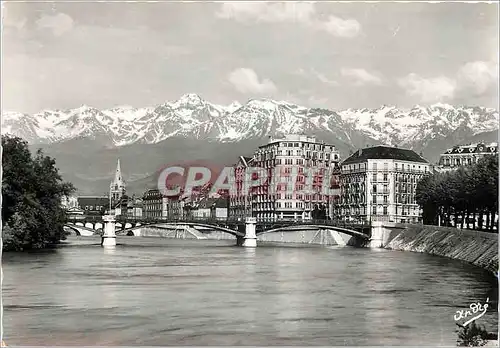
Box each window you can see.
[383,173,388,182]
[383,206,388,215]
[373,162,378,170]
[372,184,377,193]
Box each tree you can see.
[311,204,327,220]
[2,135,75,251]
[416,155,498,231]
[456,322,489,347]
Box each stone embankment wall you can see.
[378,223,498,275]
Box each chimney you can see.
[358,149,362,156]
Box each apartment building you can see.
[338,146,430,223]
[230,156,254,220]
[249,135,340,220]
[192,197,229,219]
[142,189,168,218]
[437,142,498,171]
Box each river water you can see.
[2,236,498,346]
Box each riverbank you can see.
[379,223,498,275]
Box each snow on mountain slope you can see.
[2,94,498,149]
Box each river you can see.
[2,236,498,346]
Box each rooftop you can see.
[197,197,228,209]
[259,134,335,148]
[442,142,498,155]
[342,146,428,164]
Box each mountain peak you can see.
[431,102,454,109]
[175,93,205,106]
[75,104,95,111]
[246,98,281,109]
[226,101,242,112]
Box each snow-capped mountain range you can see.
[3,93,498,149]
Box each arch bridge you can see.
[65,215,371,246]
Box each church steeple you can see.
[114,159,123,184]
[110,159,126,203]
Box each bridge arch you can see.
[257,224,370,240]
[64,224,99,236]
[64,225,81,236]
[118,222,244,237]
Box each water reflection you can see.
[243,247,256,258]
[103,246,116,254]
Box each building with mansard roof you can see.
[338,145,430,224]
[437,142,498,171]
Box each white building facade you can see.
[250,134,340,221]
[338,146,430,223]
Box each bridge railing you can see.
[66,215,371,230]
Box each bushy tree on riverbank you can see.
[2,135,75,251]
[456,322,490,346]
[416,155,498,231]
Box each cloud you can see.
[2,3,27,31]
[341,68,383,86]
[312,69,339,86]
[316,15,361,38]
[216,2,361,38]
[36,12,74,36]
[399,60,498,103]
[294,68,339,86]
[227,68,277,94]
[457,61,498,96]
[216,2,315,23]
[398,73,456,103]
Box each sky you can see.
[2,1,499,114]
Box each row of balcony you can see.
[342,168,428,174]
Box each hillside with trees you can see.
[2,135,75,251]
[416,155,498,231]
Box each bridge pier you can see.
[101,215,117,248]
[242,217,257,247]
[369,221,393,248]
